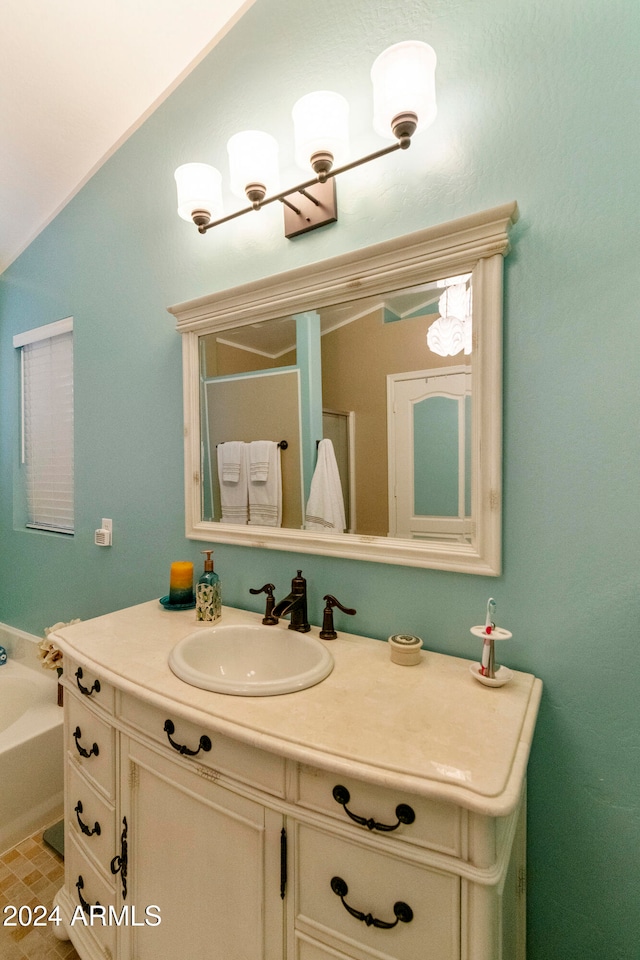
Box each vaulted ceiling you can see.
[0,0,255,274]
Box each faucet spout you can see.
[272,570,310,632]
[272,596,297,617]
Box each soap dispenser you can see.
[195,550,221,622]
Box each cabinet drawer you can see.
[294,822,460,960]
[295,766,461,857]
[118,692,286,798]
[65,833,117,958]
[65,657,115,714]
[66,694,116,800]
[66,762,116,879]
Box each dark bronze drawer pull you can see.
[280,827,287,899]
[163,719,212,757]
[75,800,101,837]
[73,726,99,759]
[332,785,415,832]
[76,876,101,916]
[331,876,413,928]
[110,817,128,900]
[75,667,101,697]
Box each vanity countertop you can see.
[52,600,542,816]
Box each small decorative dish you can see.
[159,595,196,611]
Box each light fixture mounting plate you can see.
[284,179,337,239]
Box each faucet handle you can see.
[320,595,357,640]
[249,583,278,625]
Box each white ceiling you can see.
[0,0,255,275]
[216,283,446,358]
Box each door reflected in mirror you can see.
[170,202,518,573]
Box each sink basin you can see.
[168,622,334,696]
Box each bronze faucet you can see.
[319,595,357,639]
[271,570,310,632]
[249,583,278,624]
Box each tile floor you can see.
[0,826,80,960]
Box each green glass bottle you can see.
[195,550,221,622]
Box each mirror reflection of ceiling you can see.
[212,277,471,360]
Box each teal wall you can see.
[1,1,638,956]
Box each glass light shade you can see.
[441,273,472,287]
[174,163,223,222]
[426,315,465,357]
[371,41,437,140]
[292,91,350,172]
[440,282,471,323]
[463,317,473,355]
[227,130,280,201]
[427,280,472,357]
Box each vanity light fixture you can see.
[174,40,437,239]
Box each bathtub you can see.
[0,623,64,854]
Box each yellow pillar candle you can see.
[169,561,194,605]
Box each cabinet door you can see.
[121,736,284,960]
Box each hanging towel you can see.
[219,440,245,482]
[305,438,346,533]
[217,442,249,524]
[248,441,282,527]
[248,440,273,483]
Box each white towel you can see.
[219,440,245,482]
[305,439,346,533]
[248,440,272,483]
[217,442,249,523]
[248,441,282,527]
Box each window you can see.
[13,318,74,534]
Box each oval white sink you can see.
[168,622,334,696]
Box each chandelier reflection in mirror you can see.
[426,274,473,357]
[174,41,437,239]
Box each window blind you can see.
[14,320,74,534]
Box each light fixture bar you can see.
[298,189,320,206]
[195,138,406,235]
[176,41,436,239]
[281,196,302,214]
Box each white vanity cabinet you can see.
[119,734,284,960]
[60,660,119,960]
[52,602,541,960]
[57,668,287,960]
[288,768,526,960]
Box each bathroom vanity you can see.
[51,600,541,960]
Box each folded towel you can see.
[217,442,248,523]
[248,440,272,483]
[248,441,282,527]
[219,441,245,483]
[305,438,346,533]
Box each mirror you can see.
[169,202,518,574]
[199,277,473,537]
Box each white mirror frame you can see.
[169,201,518,575]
